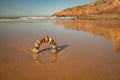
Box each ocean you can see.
[0,16,75,22]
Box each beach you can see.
[0,18,120,80]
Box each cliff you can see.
[52,0,120,20]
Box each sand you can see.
[0,20,120,80]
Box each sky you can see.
[0,0,96,17]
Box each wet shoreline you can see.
[0,20,120,80]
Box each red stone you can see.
[44,35,49,43]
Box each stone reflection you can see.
[56,20,120,53]
[33,52,58,65]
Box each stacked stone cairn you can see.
[33,36,58,54]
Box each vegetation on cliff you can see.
[52,0,120,20]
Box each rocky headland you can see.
[53,0,120,20]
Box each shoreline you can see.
[53,14,120,21]
[77,14,120,20]
[0,19,120,80]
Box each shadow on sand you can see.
[39,44,68,53]
[33,44,68,65]
[57,45,68,53]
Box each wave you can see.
[0,16,75,22]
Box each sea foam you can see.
[0,16,75,22]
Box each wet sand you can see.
[0,20,120,80]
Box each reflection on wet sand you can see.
[56,20,120,53]
[32,44,68,65]
[33,52,58,65]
